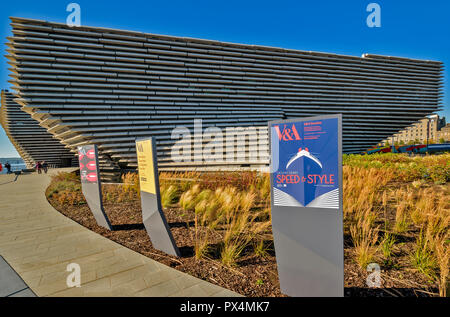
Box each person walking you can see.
[42,161,48,174]
[5,162,11,174]
[36,161,42,174]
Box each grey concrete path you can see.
[0,170,240,297]
[0,255,36,297]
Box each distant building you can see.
[382,114,447,145]
[438,123,450,142]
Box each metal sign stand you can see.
[78,144,112,230]
[135,137,180,257]
[269,114,343,297]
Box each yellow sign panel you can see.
[136,139,156,194]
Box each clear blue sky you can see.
[1,0,448,157]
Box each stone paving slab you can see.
[0,255,36,297]
[0,170,241,297]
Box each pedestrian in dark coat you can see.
[36,161,42,174]
[42,161,48,174]
[5,162,12,174]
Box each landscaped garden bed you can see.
[46,153,449,297]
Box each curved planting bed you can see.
[46,153,449,297]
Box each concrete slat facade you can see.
[0,90,77,168]
[6,17,443,175]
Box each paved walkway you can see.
[0,255,36,297]
[0,170,240,297]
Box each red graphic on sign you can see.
[86,149,96,159]
[276,174,335,185]
[274,124,301,141]
[86,172,98,182]
[78,146,99,184]
[86,161,96,170]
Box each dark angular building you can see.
[6,17,443,175]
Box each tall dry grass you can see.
[433,234,449,297]
[177,179,271,265]
[350,209,380,269]
[342,155,449,297]
[129,154,449,294]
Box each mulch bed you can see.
[47,190,439,297]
